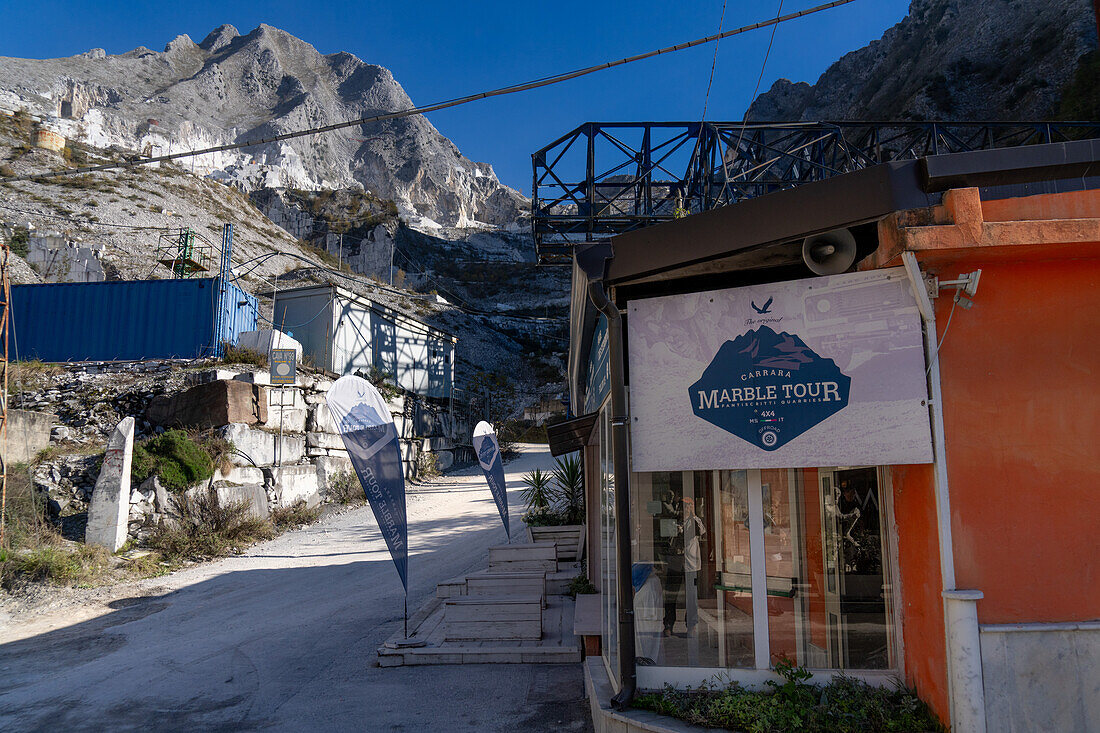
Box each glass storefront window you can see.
[631,466,895,673]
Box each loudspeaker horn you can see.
[802,228,857,276]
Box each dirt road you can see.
[0,444,592,732]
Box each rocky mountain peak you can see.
[0,24,527,228]
[748,0,1097,121]
[199,24,241,52]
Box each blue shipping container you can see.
[11,278,258,362]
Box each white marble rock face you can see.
[85,416,135,552]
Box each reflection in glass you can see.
[764,467,892,670]
[630,467,893,671]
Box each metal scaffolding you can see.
[531,120,1100,263]
[156,227,215,278]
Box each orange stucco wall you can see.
[932,255,1100,624]
[890,463,949,720]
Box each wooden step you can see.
[443,595,543,641]
[488,541,558,573]
[436,575,468,599]
[528,525,585,561]
[466,571,546,605]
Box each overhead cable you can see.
[5,0,856,182]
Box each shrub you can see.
[521,507,572,527]
[1,544,111,589]
[566,573,597,598]
[271,500,320,529]
[633,660,944,733]
[148,488,274,561]
[324,471,363,504]
[552,453,584,524]
[520,468,553,510]
[131,430,215,492]
[416,451,440,479]
[222,344,267,368]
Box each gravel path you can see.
[0,443,592,732]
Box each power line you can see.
[729,0,786,164]
[4,0,855,183]
[700,0,729,122]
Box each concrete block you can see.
[307,432,345,450]
[308,401,338,433]
[432,450,454,472]
[86,417,135,552]
[185,368,239,386]
[7,410,56,463]
[265,407,307,433]
[268,387,305,410]
[216,466,265,485]
[215,483,270,519]
[315,455,353,492]
[147,380,267,429]
[273,465,320,508]
[235,371,271,386]
[221,423,305,466]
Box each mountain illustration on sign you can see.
[689,326,851,451]
[340,403,388,433]
[477,437,498,468]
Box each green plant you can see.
[324,471,363,504]
[521,507,571,527]
[271,500,321,529]
[552,453,584,524]
[633,662,945,733]
[131,430,215,492]
[520,468,553,511]
[2,543,111,589]
[566,573,597,598]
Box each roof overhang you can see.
[547,411,599,457]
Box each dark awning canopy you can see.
[547,412,599,457]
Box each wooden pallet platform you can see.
[378,594,581,666]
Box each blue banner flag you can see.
[472,421,510,539]
[327,375,408,591]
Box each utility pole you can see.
[389,238,395,287]
[0,236,9,545]
[338,232,343,270]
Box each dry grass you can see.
[271,500,320,529]
[222,344,268,368]
[323,471,363,505]
[147,488,275,562]
[9,360,63,391]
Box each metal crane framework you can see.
[531,120,1100,263]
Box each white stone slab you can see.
[86,417,135,552]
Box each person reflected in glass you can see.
[632,563,664,665]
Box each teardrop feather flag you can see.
[327,375,408,591]
[473,420,510,539]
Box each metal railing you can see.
[531,120,1100,263]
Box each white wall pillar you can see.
[944,590,986,732]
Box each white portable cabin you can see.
[271,284,456,399]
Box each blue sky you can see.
[0,1,910,191]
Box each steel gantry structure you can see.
[531,120,1100,263]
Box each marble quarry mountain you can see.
[0,23,526,228]
[748,0,1097,122]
